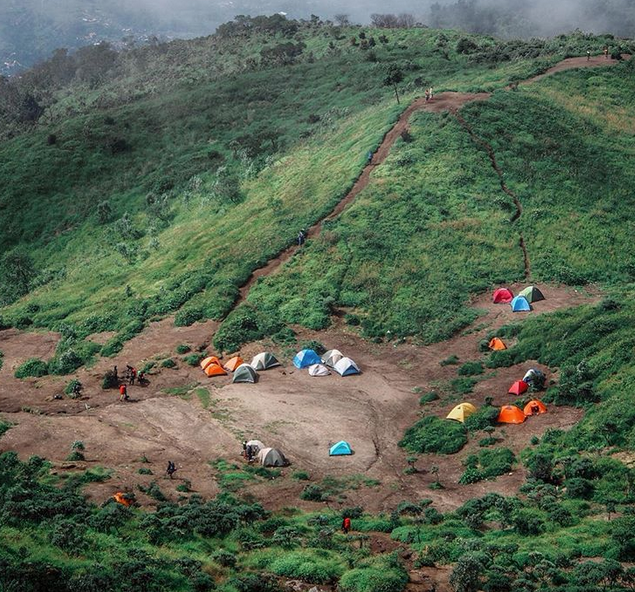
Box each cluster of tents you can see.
[493,286,545,312]
[446,368,548,426]
[200,348,362,383]
[293,348,360,377]
[200,352,280,384]
[244,439,289,467]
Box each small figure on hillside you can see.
[129,367,137,385]
[587,50,591,61]
[166,460,177,479]
[113,366,118,380]
[428,87,434,101]
[246,444,254,462]
[72,381,82,397]
[242,441,248,458]
[367,150,373,164]
[424,89,430,101]
[604,46,609,59]
[297,229,306,246]
[137,370,147,385]
[119,383,129,402]
[342,516,352,534]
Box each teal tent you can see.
[329,441,353,456]
[511,295,531,312]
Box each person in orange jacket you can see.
[119,383,128,401]
[342,516,351,534]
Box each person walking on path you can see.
[297,229,306,246]
[367,150,373,165]
[166,461,177,479]
[604,46,609,59]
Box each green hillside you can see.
[3,16,635,592]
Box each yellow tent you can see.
[446,403,477,423]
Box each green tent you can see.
[232,364,258,384]
[519,286,545,303]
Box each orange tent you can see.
[223,356,244,372]
[489,337,507,351]
[508,380,529,395]
[524,400,547,416]
[498,405,526,424]
[113,492,132,507]
[204,363,227,377]
[200,356,221,370]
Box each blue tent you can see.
[293,349,322,369]
[511,295,531,312]
[329,441,353,456]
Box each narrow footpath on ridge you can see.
[235,55,624,307]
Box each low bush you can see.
[176,344,191,354]
[400,416,467,454]
[161,358,177,368]
[183,352,205,366]
[14,358,49,379]
[458,361,484,376]
[175,307,204,327]
[419,392,439,405]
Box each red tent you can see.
[493,288,514,304]
[498,405,526,424]
[508,380,529,395]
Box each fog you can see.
[1,0,634,74]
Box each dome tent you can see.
[524,400,547,416]
[333,357,360,376]
[204,363,227,377]
[508,380,529,395]
[232,364,258,383]
[322,349,344,368]
[250,352,281,371]
[329,441,353,456]
[511,296,531,312]
[308,364,330,377]
[489,337,507,351]
[493,288,514,303]
[519,286,545,303]
[200,356,221,370]
[224,356,244,371]
[446,403,477,423]
[246,439,265,451]
[293,349,322,369]
[498,405,526,424]
[523,368,545,386]
[257,447,288,467]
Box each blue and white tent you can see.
[329,441,353,456]
[511,295,531,312]
[293,349,322,369]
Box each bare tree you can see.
[334,14,351,27]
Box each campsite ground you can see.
[0,282,596,511]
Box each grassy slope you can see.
[224,58,635,349]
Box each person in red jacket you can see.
[119,383,128,402]
[342,516,351,534]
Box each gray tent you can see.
[250,352,281,371]
[257,447,288,467]
[322,349,344,368]
[232,364,258,383]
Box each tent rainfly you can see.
[200,356,221,370]
[308,364,330,377]
[204,363,227,377]
[523,368,545,385]
[329,441,353,456]
[232,364,258,383]
[250,352,281,371]
[511,296,531,312]
[246,439,265,451]
[257,447,288,467]
[446,403,477,423]
[293,349,322,369]
[508,380,529,395]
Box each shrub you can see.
[300,340,326,355]
[64,379,82,397]
[176,344,191,354]
[340,566,408,592]
[458,361,484,376]
[183,352,205,366]
[14,358,49,379]
[400,416,467,454]
[464,406,499,432]
[161,358,177,368]
[512,509,544,536]
[212,550,236,568]
[138,467,153,475]
[102,369,119,389]
[66,450,85,461]
[451,377,477,395]
[175,307,204,327]
[564,477,594,499]
[419,392,439,405]
[300,484,326,502]
[292,470,310,481]
[440,355,459,366]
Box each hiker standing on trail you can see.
[367,150,373,164]
[242,441,247,458]
[604,46,609,59]
[166,461,177,479]
[119,383,128,402]
[587,50,591,61]
[342,516,351,534]
[129,367,137,385]
[424,89,430,102]
[297,229,306,246]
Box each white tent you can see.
[246,439,265,451]
[333,357,360,377]
[250,352,281,371]
[322,349,344,368]
[308,364,330,377]
[257,447,288,467]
